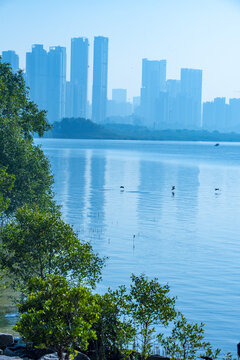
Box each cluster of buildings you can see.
[2,38,240,132]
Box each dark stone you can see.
[0,334,14,348]
[39,354,58,360]
[39,352,91,360]
[26,348,54,360]
[147,356,170,360]
[3,349,16,357]
[8,344,26,352]
[0,356,22,360]
[74,353,90,360]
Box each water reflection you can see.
[12,139,240,354]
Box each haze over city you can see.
[1,0,240,102]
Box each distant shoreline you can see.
[44,118,240,142]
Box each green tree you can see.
[0,167,15,217]
[91,288,135,360]
[0,59,55,217]
[128,274,176,360]
[14,275,99,360]
[158,314,221,360]
[0,206,105,290]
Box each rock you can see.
[74,353,90,360]
[0,334,14,348]
[3,348,16,357]
[39,353,58,360]
[0,356,22,360]
[39,352,90,360]
[147,356,170,360]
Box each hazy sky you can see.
[1,0,240,102]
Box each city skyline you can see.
[1,0,240,102]
[3,37,240,132]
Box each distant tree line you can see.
[0,58,234,360]
[46,117,240,142]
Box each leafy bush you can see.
[14,275,100,360]
[0,206,105,290]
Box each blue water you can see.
[4,139,240,355]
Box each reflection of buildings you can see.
[88,154,106,238]
[137,156,200,242]
[175,165,200,225]
[137,160,167,224]
[104,155,140,270]
[50,149,87,226]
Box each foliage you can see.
[0,59,55,217]
[128,274,176,360]
[14,275,99,360]
[91,288,135,360]
[158,314,221,360]
[47,117,117,139]
[0,206,105,290]
[0,167,15,217]
[0,59,50,138]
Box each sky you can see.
[1,0,240,102]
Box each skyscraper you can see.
[92,36,108,123]
[112,89,127,103]
[26,44,48,111]
[26,45,66,123]
[70,37,89,119]
[140,58,167,127]
[2,50,19,73]
[47,46,66,123]
[180,68,202,129]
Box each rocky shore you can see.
[0,333,170,360]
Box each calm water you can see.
[1,139,240,354]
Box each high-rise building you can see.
[65,81,74,118]
[229,98,240,132]
[112,89,127,103]
[180,68,202,129]
[2,50,19,73]
[92,36,108,123]
[70,37,89,119]
[107,88,132,118]
[26,44,48,111]
[202,97,228,132]
[26,45,66,123]
[47,46,66,123]
[140,58,167,127]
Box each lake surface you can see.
[1,139,240,355]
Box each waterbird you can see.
[215,188,220,191]
[120,185,124,189]
[171,186,175,191]
[214,143,220,147]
